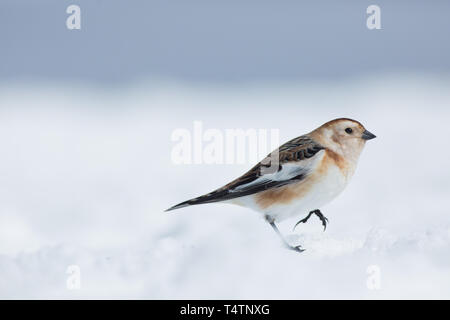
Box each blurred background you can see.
[2,0,450,83]
[1,0,450,299]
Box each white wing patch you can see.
[230,163,304,193]
[229,150,324,193]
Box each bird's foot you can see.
[286,244,305,253]
[314,210,329,231]
[293,209,329,232]
[292,212,313,231]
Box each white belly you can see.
[272,164,348,221]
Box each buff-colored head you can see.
[310,118,376,161]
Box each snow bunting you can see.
[167,118,376,252]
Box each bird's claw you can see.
[292,217,309,231]
[315,212,329,231]
[288,245,305,253]
[293,209,329,232]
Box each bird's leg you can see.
[292,211,314,231]
[293,209,329,231]
[313,209,329,231]
[266,215,304,253]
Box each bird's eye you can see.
[345,128,353,134]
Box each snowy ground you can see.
[0,74,450,299]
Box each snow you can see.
[1,74,450,299]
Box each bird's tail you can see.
[165,189,229,212]
[165,199,193,212]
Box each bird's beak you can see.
[362,130,376,140]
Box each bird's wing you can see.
[166,135,325,211]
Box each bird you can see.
[166,118,376,252]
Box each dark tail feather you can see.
[165,189,230,212]
[165,200,193,212]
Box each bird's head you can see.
[311,118,376,159]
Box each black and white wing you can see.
[166,135,324,211]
